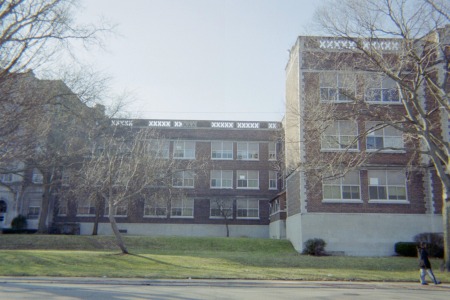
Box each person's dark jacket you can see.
[418,247,431,269]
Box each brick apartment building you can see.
[51,119,283,238]
[279,30,448,256]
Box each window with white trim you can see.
[27,199,40,219]
[268,142,277,160]
[269,171,278,190]
[171,198,194,217]
[172,171,195,188]
[32,169,43,184]
[57,199,67,216]
[237,142,259,160]
[210,170,233,189]
[0,173,13,183]
[237,170,259,189]
[237,198,259,218]
[144,195,168,217]
[77,198,95,215]
[105,204,128,217]
[368,170,407,202]
[320,72,355,102]
[365,74,400,103]
[148,139,170,159]
[321,120,358,150]
[173,140,195,159]
[211,141,233,160]
[210,199,233,218]
[322,171,361,202]
[365,122,403,151]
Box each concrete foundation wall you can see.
[79,222,269,239]
[287,213,443,256]
[269,219,286,239]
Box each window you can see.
[210,170,233,189]
[366,122,403,151]
[270,199,281,215]
[172,171,195,188]
[27,206,40,219]
[32,169,43,184]
[268,142,277,160]
[77,199,95,215]
[57,199,67,216]
[368,170,407,202]
[322,171,361,202]
[105,204,128,217]
[237,142,259,160]
[321,120,358,150]
[171,198,194,217]
[0,173,13,183]
[173,140,195,159]
[237,199,259,218]
[210,199,233,218]
[320,72,355,102]
[365,74,400,103]
[211,141,233,160]
[144,195,168,217]
[0,200,7,213]
[237,170,259,189]
[269,171,278,190]
[148,139,170,159]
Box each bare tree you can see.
[210,198,234,237]
[70,126,207,254]
[308,0,450,269]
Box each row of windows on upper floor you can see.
[319,72,401,103]
[150,141,278,161]
[321,120,404,151]
[39,198,262,220]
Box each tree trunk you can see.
[92,193,103,235]
[37,172,51,233]
[108,200,128,254]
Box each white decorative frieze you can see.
[318,38,400,51]
[211,121,234,128]
[111,120,133,126]
[148,120,171,127]
[237,122,259,129]
[268,123,278,129]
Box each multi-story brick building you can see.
[280,32,447,256]
[50,119,283,238]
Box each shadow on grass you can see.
[127,253,192,269]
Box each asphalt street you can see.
[0,277,449,300]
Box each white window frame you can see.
[236,198,259,219]
[365,74,400,103]
[57,199,68,216]
[365,122,404,152]
[320,72,355,102]
[210,170,233,189]
[0,173,13,183]
[32,169,43,184]
[210,199,233,219]
[269,171,278,190]
[171,198,194,218]
[236,170,259,189]
[172,170,195,188]
[211,141,233,160]
[27,206,40,219]
[144,196,168,218]
[368,170,408,204]
[77,199,95,216]
[148,139,170,159]
[321,120,359,151]
[173,140,196,159]
[237,142,259,160]
[268,142,277,160]
[104,204,128,217]
[322,171,362,203]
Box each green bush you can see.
[11,215,27,230]
[395,242,417,257]
[302,238,327,256]
[414,232,443,258]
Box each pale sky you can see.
[77,0,319,121]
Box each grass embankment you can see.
[0,235,448,282]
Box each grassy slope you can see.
[0,235,448,282]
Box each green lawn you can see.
[0,235,448,282]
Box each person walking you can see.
[418,242,441,285]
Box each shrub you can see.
[414,232,444,258]
[395,242,417,257]
[303,238,327,256]
[11,215,27,230]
